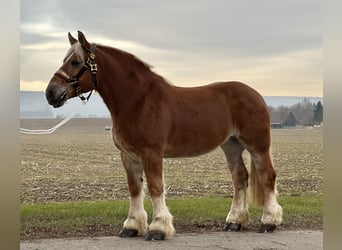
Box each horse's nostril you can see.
[46,89,55,104]
[45,85,67,108]
[46,90,52,98]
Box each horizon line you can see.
[19,90,323,98]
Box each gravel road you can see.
[21,230,322,250]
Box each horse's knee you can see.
[146,179,164,197]
[121,152,144,196]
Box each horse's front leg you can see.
[119,152,148,237]
[141,150,175,240]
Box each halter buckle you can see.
[87,57,97,72]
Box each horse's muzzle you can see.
[45,84,67,108]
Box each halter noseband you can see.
[54,43,98,102]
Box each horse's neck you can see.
[95,46,167,117]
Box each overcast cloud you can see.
[20,0,323,96]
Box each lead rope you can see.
[20,101,87,135]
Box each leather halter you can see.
[54,43,98,102]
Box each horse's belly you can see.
[164,144,220,158]
[163,84,235,157]
[164,128,230,158]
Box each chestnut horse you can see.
[45,31,282,240]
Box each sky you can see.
[20,0,323,97]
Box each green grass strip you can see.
[21,195,322,232]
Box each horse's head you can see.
[45,31,97,108]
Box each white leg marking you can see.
[261,191,283,225]
[149,195,175,239]
[227,189,249,225]
[123,190,148,236]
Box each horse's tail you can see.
[248,157,264,206]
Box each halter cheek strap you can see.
[87,46,98,87]
[54,43,98,102]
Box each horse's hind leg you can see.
[250,151,283,233]
[119,152,148,237]
[221,136,249,231]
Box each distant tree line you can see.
[20,108,54,119]
[268,98,323,127]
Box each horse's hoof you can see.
[223,222,242,231]
[119,228,139,237]
[145,230,165,241]
[257,224,277,233]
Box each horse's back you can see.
[168,81,269,127]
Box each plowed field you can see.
[20,118,323,203]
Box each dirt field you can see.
[20,118,323,203]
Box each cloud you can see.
[20,0,323,96]
[20,80,46,92]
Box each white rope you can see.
[20,102,86,135]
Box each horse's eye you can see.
[71,60,80,67]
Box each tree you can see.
[313,101,323,124]
[283,112,297,127]
[268,98,322,126]
[289,99,314,126]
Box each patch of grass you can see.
[21,195,322,239]
[21,200,129,230]
[169,196,322,229]
[279,195,323,217]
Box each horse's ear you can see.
[68,32,77,45]
[77,31,90,50]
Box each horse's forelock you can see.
[63,42,84,63]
